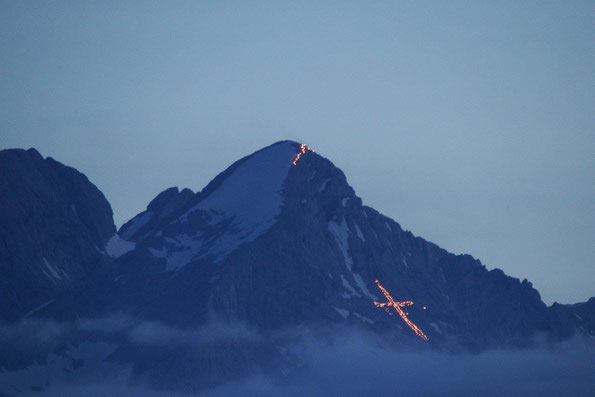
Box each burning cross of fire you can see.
[292,143,313,166]
[373,279,429,341]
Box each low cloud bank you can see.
[214,330,594,397]
[1,317,593,396]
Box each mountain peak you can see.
[0,146,115,321]
[155,140,312,266]
[0,147,44,163]
[117,141,319,245]
[188,140,321,223]
[198,140,307,196]
[117,140,342,269]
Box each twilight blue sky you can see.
[1,1,593,304]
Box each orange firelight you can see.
[373,279,429,341]
[292,143,313,166]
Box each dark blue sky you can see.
[1,1,593,304]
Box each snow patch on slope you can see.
[318,178,332,192]
[162,142,298,268]
[188,142,296,227]
[334,307,350,319]
[329,218,377,299]
[353,223,365,242]
[120,211,153,239]
[353,273,377,300]
[341,275,362,298]
[24,299,55,318]
[328,218,353,270]
[105,235,135,258]
[148,234,204,271]
[42,258,62,280]
[354,312,374,324]
[429,322,442,334]
[401,253,409,268]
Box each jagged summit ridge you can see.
[181,140,301,227]
[119,141,311,241]
[117,141,318,269]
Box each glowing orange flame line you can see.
[292,143,313,166]
[373,279,429,341]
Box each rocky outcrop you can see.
[0,148,115,321]
[548,298,595,339]
[118,186,195,242]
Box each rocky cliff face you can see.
[0,148,115,321]
[89,141,591,352]
[0,142,593,393]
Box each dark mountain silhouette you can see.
[0,148,115,322]
[0,141,592,393]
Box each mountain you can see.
[0,141,593,393]
[84,141,593,344]
[0,148,116,322]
